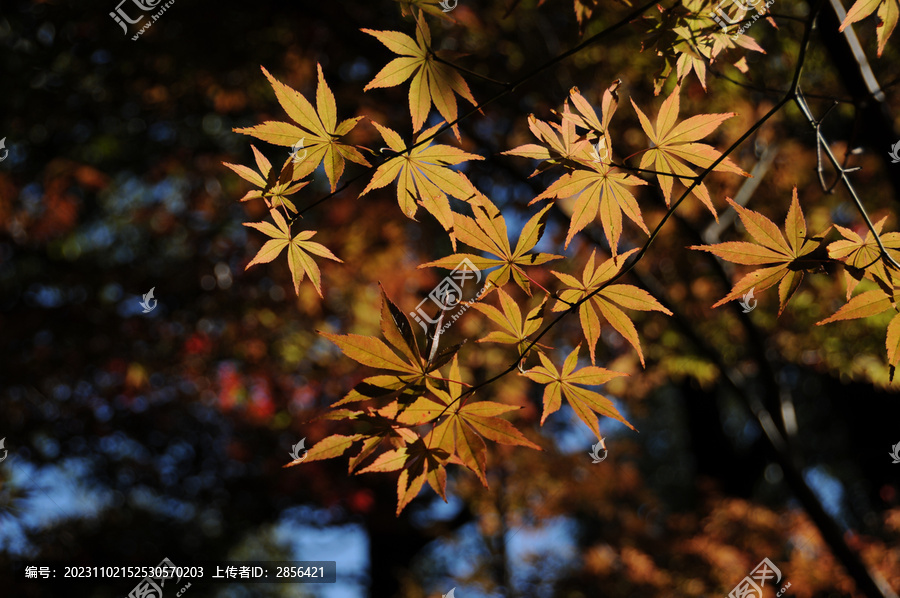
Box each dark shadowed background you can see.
[1,0,900,597]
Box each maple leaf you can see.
[503,103,594,176]
[817,288,895,328]
[284,434,364,468]
[360,121,482,248]
[551,248,672,365]
[574,0,600,31]
[397,438,452,511]
[350,355,539,513]
[563,82,620,154]
[345,403,434,466]
[508,83,649,253]
[305,400,442,476]
[421,356,541,487]
[816,283,900,380]
[631,85,748,217]
[233,64,370,191]
[419,195,563,295]
[224,144,309,213]
[639,1,766,94]
[827,216,900,299]
[320,288,464,407]
[471,287,549,359]
[690,190,831,314]
[533,160,649,253]
[839,0,899,57]
[505,82,622,185]
[362,12,477,138]
[357,437,451,514]
[303,388,462,502]
[244,207,342,298]
[522,345,634,438]
[292,316,502,513]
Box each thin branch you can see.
[427,96,791,424]
[291,0,660,221]
[765,11,809,23]
[814,101,849,193]
[430,53,511,87]
[609,161,698,179]
[628,261,898,598]
[462,70,897,598]
[426,0,818,429]
[795,89,900,271]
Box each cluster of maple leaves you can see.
[226,2,900,513]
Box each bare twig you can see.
[795,89,900,271]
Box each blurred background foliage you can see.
[1,0,899,596]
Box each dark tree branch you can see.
[291,0,661,221]
[795,90,900,272]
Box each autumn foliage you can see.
[4,0,900,595]
[220,0,900,519]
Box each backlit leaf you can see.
[234,64,370,191]
[839,0,899,56]
[551,249,672,365]
[244,208,342,297]
[631,85,747,217]
[293,434,364,466]
[533,161,648,253]
[420,195,562,295]
[360,122,482,234]
[828,217,900,299]
[363,12,476,137]
[522,346,633,438]
[690,191,829,314]
[816,289,893,325]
